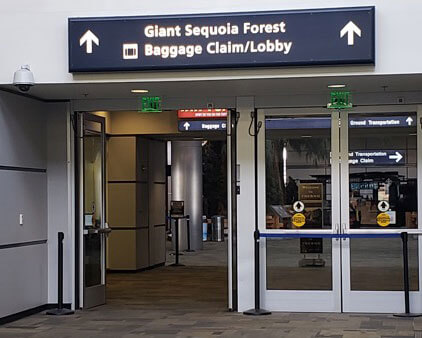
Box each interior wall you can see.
[46,103,73,306]
[106,136,166,270]
[0,91,48,318]
[2,1,422,85]
[110,110,179,135]
[0,91,71,318]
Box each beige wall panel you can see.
[108,183,136,227]
[108,136,136,181]
[137,182,149,228]
[111,111,179,135]
[136,228,149,270]
[107,230,136,270]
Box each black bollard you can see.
[47,232,74,315]
[170,218,184,267]
[394,232,422,317]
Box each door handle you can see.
[98,223,112,237]
[341,223,347,241]
[334,224,340,241]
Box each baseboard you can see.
[0,303,72,326]
[107,262,165,273]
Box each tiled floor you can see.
[1,241,422,337]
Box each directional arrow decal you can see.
[183,121,191,131]
[340,21,361,46]
[406,117,413,126]
[79,30,99,54]
[388,152,403,163]
[377,200,390,212]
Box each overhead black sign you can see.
[68,7,375,72]
[178,120,226,132]
[349,150,405,165]
[266,117,331,129]
[349,115,416,128]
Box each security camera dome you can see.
[13,65,35,92]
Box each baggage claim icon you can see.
[292,201,306,227]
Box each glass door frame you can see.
[77,112,107,309]
[340,106,422,313]
[258,108,342,313]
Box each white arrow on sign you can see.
[340,21,361,46]
[389,151,403,163]
[293,201,305,213]
[406,117,413,126]
[79,30,99,54]
[183,122,191,131]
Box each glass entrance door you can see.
[262,108,422,313]
[262,111,342,312]
[77,112,108,309]
[340,111,422,313]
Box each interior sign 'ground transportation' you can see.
[349,150,405,165]
[349,115,416,128]
[69,7,375,72]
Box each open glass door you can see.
[77,112,108,309]
[341,110,422,313]
[261,110,342,312]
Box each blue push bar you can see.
[260,233,401,239]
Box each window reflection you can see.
[265,117,331,230]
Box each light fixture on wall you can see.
[131,89,149,93]
[327,84,346,88]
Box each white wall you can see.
[1,1,422,85]
[46,104,73,306]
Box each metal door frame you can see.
[76,111,107,309]
[258,104,422,313]
[340,107,422,313]
[227,109,239,311]
[258,108,342,312]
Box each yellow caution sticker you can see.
[377,212,391,227]
[292,213,306,227]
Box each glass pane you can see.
[84,130,103,228]
[266,238,333,290]
[84,233,102,287]
[348,113,417,229]
[83,126,103,288]
[350,237,419,291]
[265,116,332,230]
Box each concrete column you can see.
[171,141,203,251]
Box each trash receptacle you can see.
[202,215,208,242]
[211,215,225,242]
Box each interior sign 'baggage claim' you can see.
[68,7,375,72]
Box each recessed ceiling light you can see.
[131,89,149,93]
[327,84,346,88]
